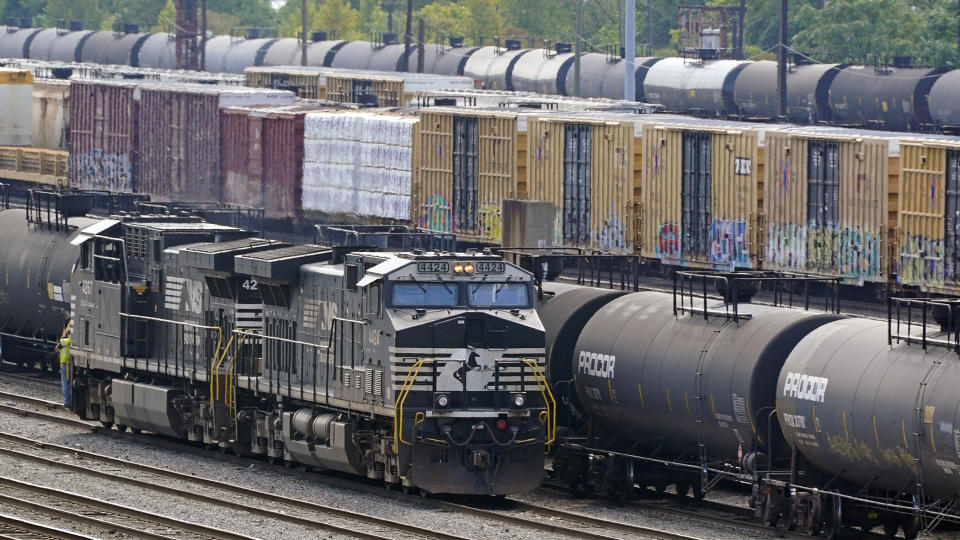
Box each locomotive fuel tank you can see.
[0,209,99,347]
[777,317,960,500]
[573,292,843,462]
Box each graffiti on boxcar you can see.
[769,223,883,282]
[709,219,750,269]
[654,222,681,259]
[478,203,501,242]
[766,222,807,270]
[899,233,945,288]
[419,193,453,233]
[597,206,626,251]
[71,150,133,192]
[836,227,882,283]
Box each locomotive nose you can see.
[467,449,491,470]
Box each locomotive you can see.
[540,273,960,538]
[58,211,549,495]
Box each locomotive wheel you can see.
[675,482,691,504]
[881,521,899,538]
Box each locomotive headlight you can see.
[453,264,464,274]
[434,393,450,409]
[510,393,526,409]
[464,264,474,274]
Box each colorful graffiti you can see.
[899,233,945,288]
[596,205,626,251]
[655,222,681,259]
[766,222,884,283]
[709,219,750,269]
[419,193,452,233]
[477,203,502,242]
[71,150,134,192]
[766,222,807,270]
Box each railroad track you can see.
[0,392,804,540]
[0,474,250,539]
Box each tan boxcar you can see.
[244,67,323,100]
[525,115,635,251]
[896,138,960,293]
[640,122,762,270]
[764,131,890,284]
[412,108,519,244]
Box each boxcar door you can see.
[453,116,479,236]
[945,150,960,284]
[681,132,712,259]
[806,140,840,273]
[563,123,592,246]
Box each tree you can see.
[278,0,360,39]
[357,0,387,36]
[43,0,106,29]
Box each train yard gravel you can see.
[0,373,798,539]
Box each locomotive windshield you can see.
[467,282,530,308]
[392,281,459,307]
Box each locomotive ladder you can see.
[694,320,731,493]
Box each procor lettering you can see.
[783,372,828,403]
[578,351,616,379]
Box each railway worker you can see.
[55,322,72,408]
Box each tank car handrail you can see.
[888,297,960,353]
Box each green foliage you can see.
[793,0,958,64]
[0,0,956,67]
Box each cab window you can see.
[467,282,530,308]
[391,282,458,307]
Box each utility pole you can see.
[647,0,653,53]
[777,0,788,118]
[175,0,198,71]
[301,0,308,66]
[574,0,583,97]
[404,0,413,72]
[625,0,635,101]
[417,19,425,73]
[738,0,746,59]
[200,0,207,70]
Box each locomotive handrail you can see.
[211,333,237,406]
[393,358,434,451]
[523,358,556,446]
[119,313,224,378]
[225,331,254,413]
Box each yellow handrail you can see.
[210,334,236,407]
[393,358,433,452]
[225,331,251,413]
[523,358,557,446]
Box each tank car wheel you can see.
[99,421,113,429]
[267,456,280,465]
[401,484,416,495]
[900,517,919,540]
[419,488,429,499]
[284,459,297,468]
[115,424,128,432]
[881,521,899,538]
[130,427,141,435]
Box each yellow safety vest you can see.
[59,336,71,365]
